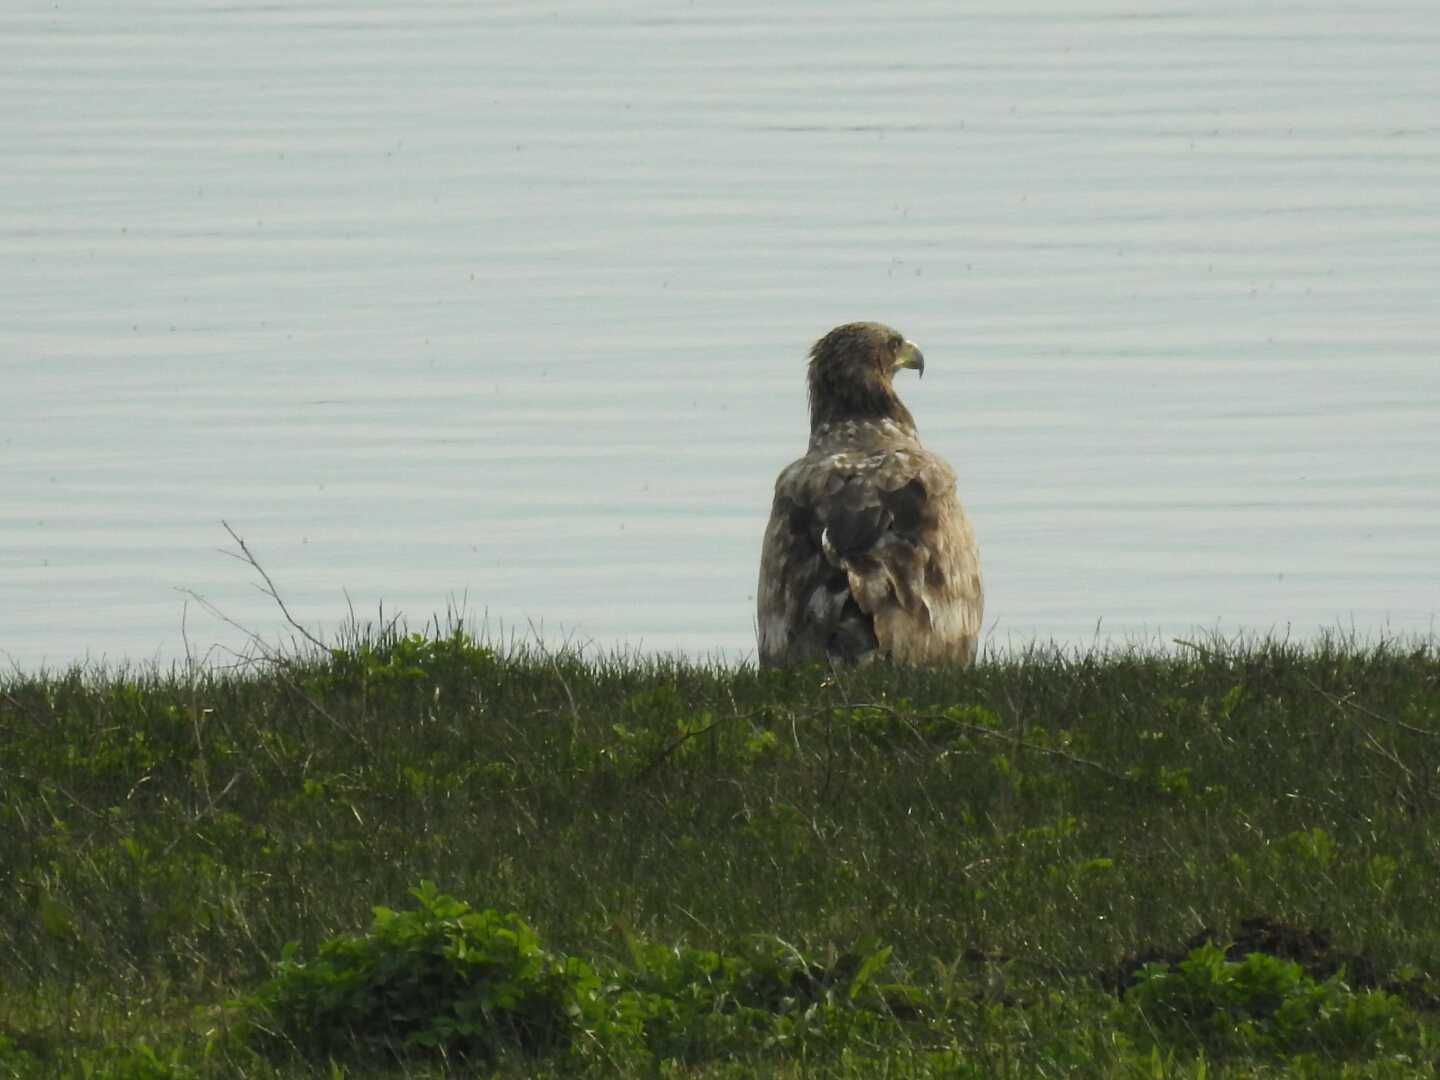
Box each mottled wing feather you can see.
[757,437,982,667]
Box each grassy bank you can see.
[1,627,1438,1076]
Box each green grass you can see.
[1,623,1437,1076]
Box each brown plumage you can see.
[757,322,982,668]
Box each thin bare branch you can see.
[636,709,767,781]
[178,585,367,750]
[220,520,329,654]
[1299,675,1436,738]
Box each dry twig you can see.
[221,520,329,653]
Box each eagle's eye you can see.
[887,334,904,352]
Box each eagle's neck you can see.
[807,384,917,439]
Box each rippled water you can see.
[4,2,1437,670]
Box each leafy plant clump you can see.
[1123,941,1409,1060]
[243,882,600,1065]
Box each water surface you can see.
[3,2,1437,669]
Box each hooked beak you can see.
[894,339,925,379]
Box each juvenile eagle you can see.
[757,322,982,668]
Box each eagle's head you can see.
[807,321,925,434]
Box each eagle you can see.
[757,322,982,668]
